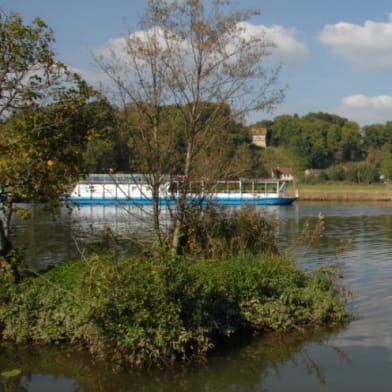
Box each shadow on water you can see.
[0,324,350,392]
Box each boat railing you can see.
[75,175,291,199]
[79,174,153,184]
[174,178,289,197]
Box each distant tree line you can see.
[254,112,392,183]
[257,112,362,169]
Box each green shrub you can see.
[325,165,346,181]
[177,204,278,258]
[0,252,349,369]
[302,174,323,184]
[345,162,380,183]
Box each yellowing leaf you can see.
[1,369,22,378]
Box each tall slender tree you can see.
[96,0,284,252]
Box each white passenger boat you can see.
[65,174,298,206]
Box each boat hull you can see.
[65,196,297,206]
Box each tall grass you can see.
[174,204,278,258]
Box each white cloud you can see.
[72,66,111,87]
[95,22,308,67]
[87,21,308,98]
[94,36,127,60]
[336,94,392,125]
[238,22,308,64]
[318,13,392,69]
[94,27,175,62]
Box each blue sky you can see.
[3,0,392,126]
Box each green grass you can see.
[284,182,392,201]
[297,182,392,192]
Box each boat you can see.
[65,174,298,206]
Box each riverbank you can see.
[288,183,392,201]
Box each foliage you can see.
[264,113,362,170]
[83,101,265,178]
[0,99,104,204]
[258,146,303,177]
[175,204,278,258]
[81,100,121,172]
[0,12,56,118]
[362,123,392,151]
[301,162,381,184]
[345,162,380,184]
[322,165,346,181]
[120,102,255,177]
[0,369,22,378]
[0,10,99,280]
[380,151,392,181]
[0,250,349,370]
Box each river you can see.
[1,202,392,391]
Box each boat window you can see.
[227,182,239,193]
[242,183,253,193]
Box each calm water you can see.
[1,202,392,391]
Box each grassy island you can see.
[0,254,348,370]
[0,206,349,370]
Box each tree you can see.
[96,0,284,252]
[380,151,392,182]
[363,124,386,150]
[82,100,124,172]
[345,162,379,184]
[339,121,362,162]
[266,112,362,170]
[269,114,301,147]
[0,11,98,281]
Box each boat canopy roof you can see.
[79,174,291,185]
[79,174,164,184]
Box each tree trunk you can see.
[0,203,20,283]
[170,216,181,254]
[152,180,162,245]
[171,138,193,253]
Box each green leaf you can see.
[1,369,22,378]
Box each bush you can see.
[0,252,349,370]
[345,162,380,184]
[176,204,278,258]
[301,174,322,184]
[325,165,346,181]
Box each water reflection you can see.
[0,325,348,392]
[11,204,161,271]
